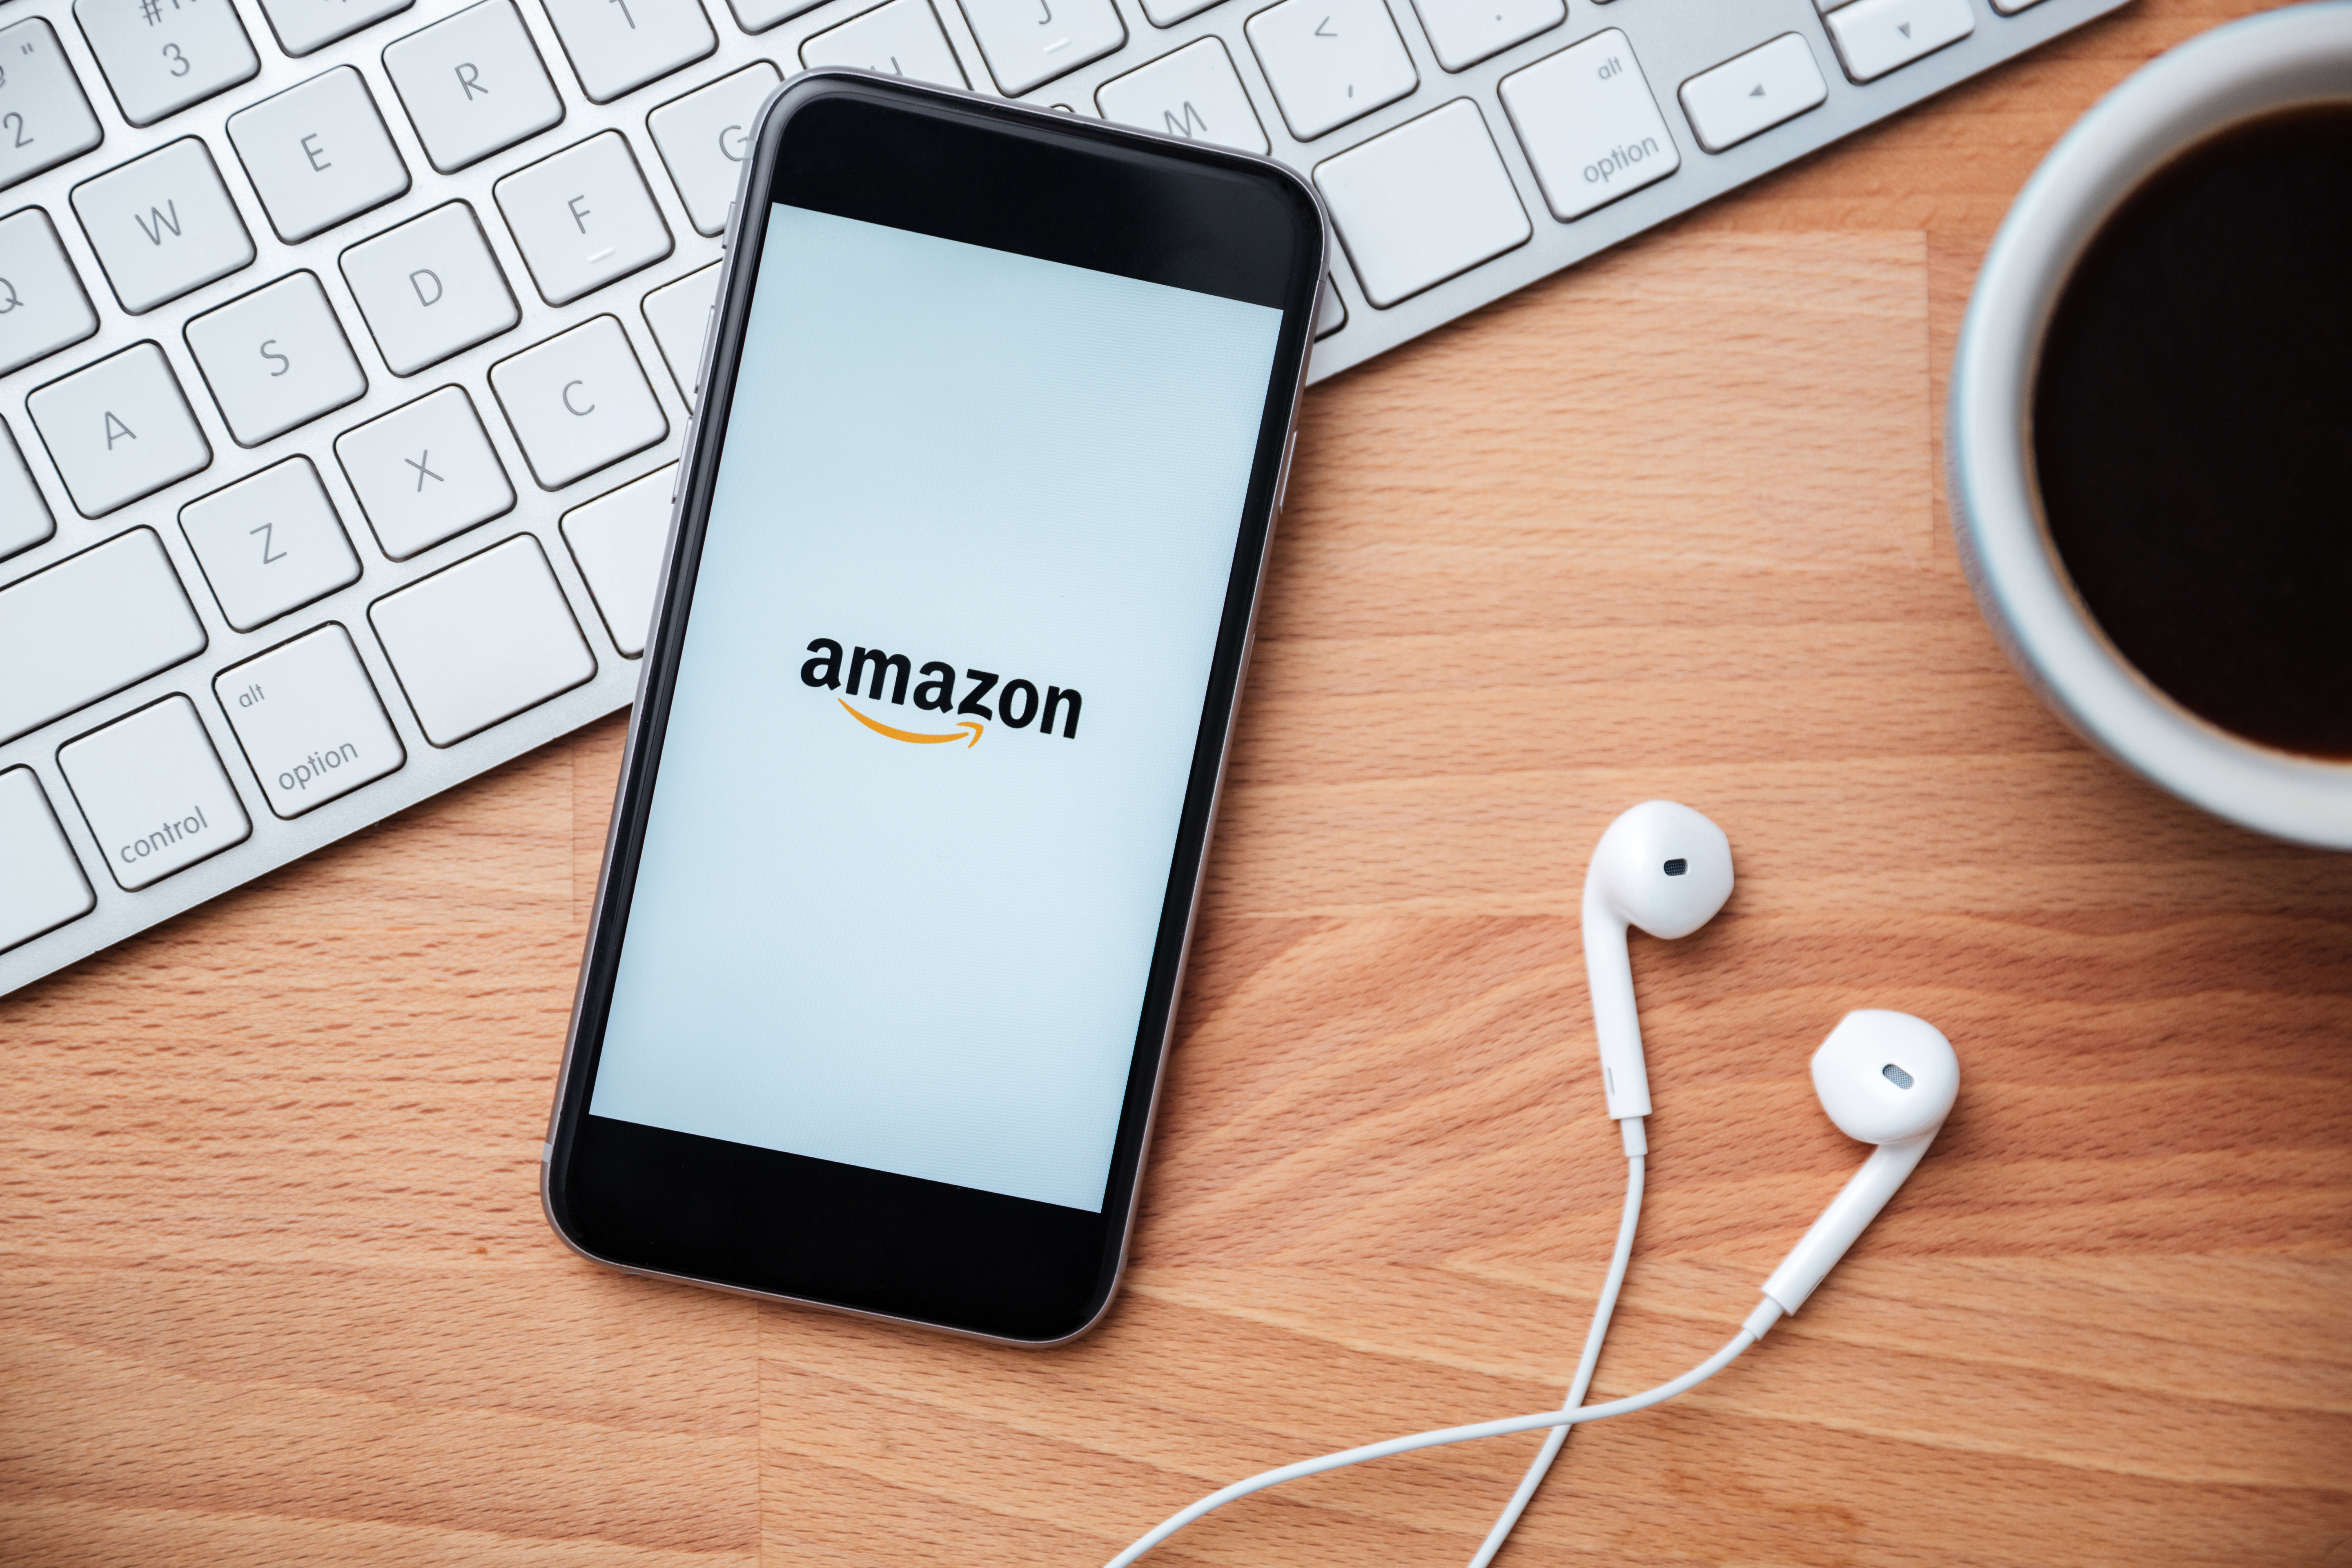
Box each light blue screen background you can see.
[588,207,1283,1213]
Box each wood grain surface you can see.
[6,1,2348,1561]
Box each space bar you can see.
[0,529,210,746]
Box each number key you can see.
[75,0,260,128]
[0,18,106,192]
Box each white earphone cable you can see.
[1101,1295,1780,1568]
[1465,1129,1646,1568]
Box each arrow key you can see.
[1825,0,1974,83]
[1678,33,1827,154]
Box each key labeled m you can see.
[1163,100,1210,139]
[134,201,183,246]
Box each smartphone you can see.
[541,71,1326,1344]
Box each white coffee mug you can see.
[1947,3,2352,851]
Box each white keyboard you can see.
[0,0,2128,996]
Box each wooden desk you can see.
[6,1,2347,1559]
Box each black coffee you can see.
[2032,105,2352,759]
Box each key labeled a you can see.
[27,342,214,517]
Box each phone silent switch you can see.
[1274,430,1298,513]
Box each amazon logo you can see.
[800,639,1082,748]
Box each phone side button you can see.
[1274,430,1298,514]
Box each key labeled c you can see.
[561,379,595,416]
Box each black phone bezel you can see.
[541,71,1325,1346]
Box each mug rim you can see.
[1948,1,2352,850]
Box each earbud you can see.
[1758,1010,1960,1319]
[1582,802,1735,1120]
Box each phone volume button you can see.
[1273,430,1298,513]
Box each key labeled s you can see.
[261,339,290,377]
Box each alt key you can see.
[216,624,407,819]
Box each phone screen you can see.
[585,203,1285,1216]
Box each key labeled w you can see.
[134,202,183,246]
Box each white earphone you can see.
[1107,802,1960,1568]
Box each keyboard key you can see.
[1679,33,1826,154]
[216,622,407,815]
[1409,0,1560,73]
[959,0,1125,96]
[1247,0,1418,142]
[1,419,58,562]
[1314,98,1529,306]
[1314,271,1345,337]
[543,0,716,104]
[71,137,255,314]
[495,131,673,306]
[641,261,718,403]
[256,0,414,56]
[227,65,411,243]
[722,0,826,31]
[489,314,668,489]
[59,694,252,890]
[178,456,362,631]
[1825,0,1974,83]
[1987,0,2047,15]
[341,202,520,374]
[561,463,673,656]
[370,533,596,745]
[76,0,260,127]
[383,0,565,174]
[336,385,515,558]
[0,208,100,376]
[27,343,214,517]
[0,769,96,957]
[799,0,968,90]
[184,271,368,446]
[1097,39,1268,156]
[1138,0,1222,27]
[1500,29,1678,220]
[0,527,208,746]
[648,62,781,237]
[0,18,106,194]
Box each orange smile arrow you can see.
[839,699,984,748]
